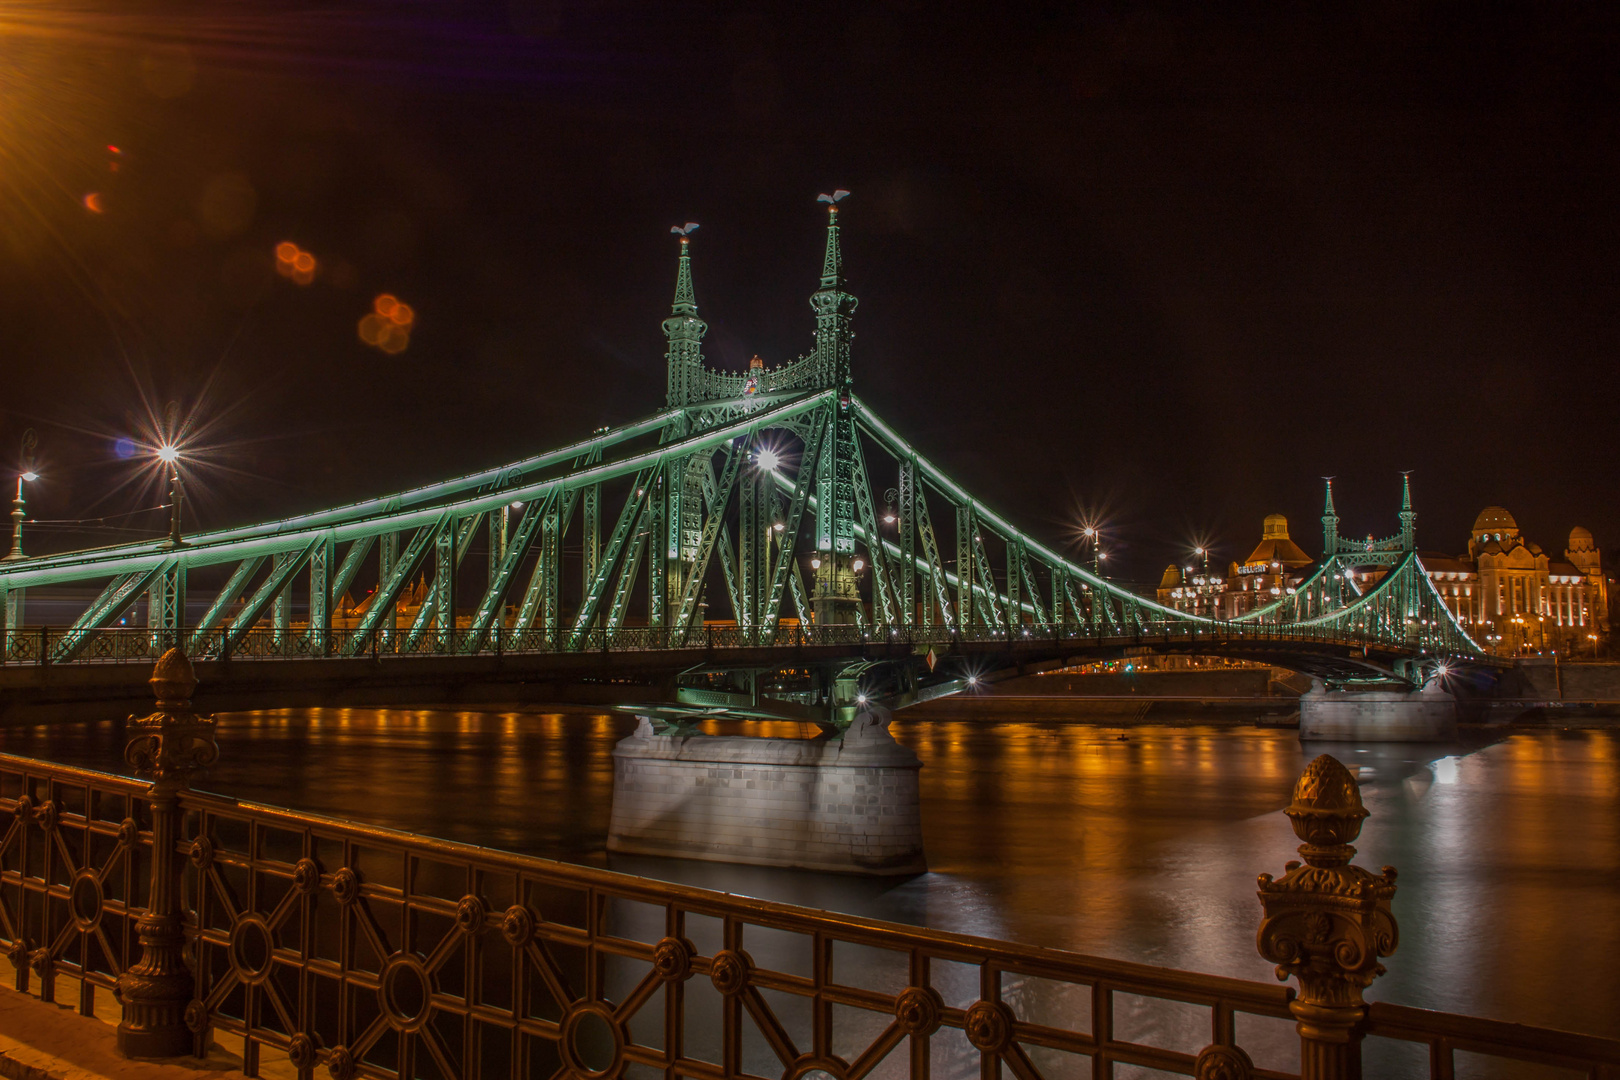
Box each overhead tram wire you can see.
[26,503,173,533]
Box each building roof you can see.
[1421,553,1474,575]
[1472,506,1519,536]
[1243,514,1312,568]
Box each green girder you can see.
[0,213,1484,682]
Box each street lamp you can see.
[157,445,185,547]
[4,470,38,562]
[1083,525,1103,575]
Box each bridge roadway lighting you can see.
[156,445,186,547]
[5,471,38,561]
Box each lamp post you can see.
[4,471,37,562]
[1083,526,1100,575]
[157,446,185,547]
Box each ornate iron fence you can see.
[1,653,1616,1079]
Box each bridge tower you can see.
[810,195,861,625]
[661,231,709,623]
[1321,477,1340,557]
[662,231,707,415]
[1399,471,1416,551]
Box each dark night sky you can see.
[3,2,1618,583]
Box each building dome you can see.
[1569,526,1596,553]
[1158,564,1184,589]
[1471,506,1519,538]
[1262,513,1289,539]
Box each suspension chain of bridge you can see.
[0,200,1487,686]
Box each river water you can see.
[2,709,1615,1077]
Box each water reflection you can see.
[0,709,1615,1072]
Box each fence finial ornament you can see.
[118,649,217,1058]
[1257,754,1397,1079]
[124,648,217,783]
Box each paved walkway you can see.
[0,986,252,1080]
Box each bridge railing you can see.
[1,619,1457,667]
[1,655,1614,1079]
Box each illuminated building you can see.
[1159,514,1313,619]
[1421,507,1608,657]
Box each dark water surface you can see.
[2,709,1616,1071]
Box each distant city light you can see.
[966,675,978,687]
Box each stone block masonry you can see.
[607,715,926,875]
[1299,683,1458,742]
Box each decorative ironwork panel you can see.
[0,756,150,1016]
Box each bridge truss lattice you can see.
[0,203,1486,688]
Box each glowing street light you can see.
[1081,524,1105,575]
[5,470,38,562]
[156,444,186,547]
[755,447,780,472]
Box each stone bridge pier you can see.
[606,709,925,875]
[1298,679,1458,741]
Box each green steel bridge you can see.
[0,199,1494,721]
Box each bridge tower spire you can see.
[1399,471,1416,551]
[663,224,707,410]
[810,190,860,625]
[811,190,857,391]
[1321,477,1340,557]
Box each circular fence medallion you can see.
[651,937,693,982]
[559,1001,625,1079]
[184,999,210,1034]
[709,949,750,996]
[286,1034,316,1070]
[1193,1044,1255,1080]
[331,867,359,905]
[893,986,944,1036]
[35,800,56,833]
[326,1045,355,1080]
[964,1000,1015,1054]
[501,904,535,946]
[378,953,433,1033]
[69,869,104,932]
[455,895,486,935]
[293,858,321,894]
[188,836,215,870]
[228,915,276,986]
[118,817,139,845]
